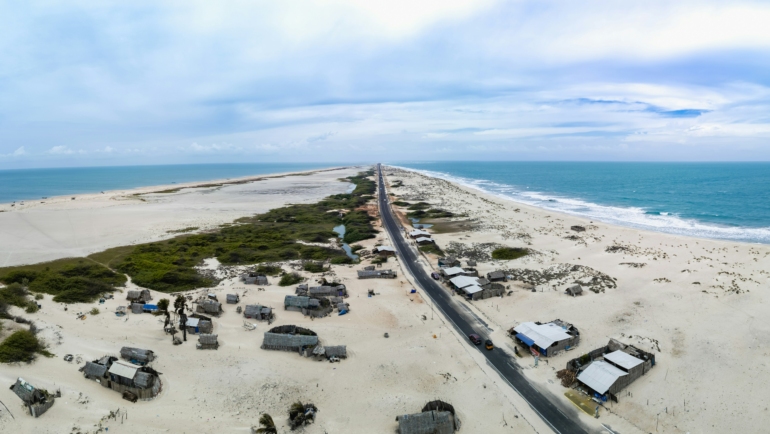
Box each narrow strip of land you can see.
[376,164,590,434]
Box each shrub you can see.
[279,272,304,287]
[157,298,170,312]
[89,307,100,315]
[419,244,445,256]
[491,247,529,260]
[303,262,327,273]
[350,244,364,253]
[255,264,283,276]
[0,330,51,363]
[330,256,353,265]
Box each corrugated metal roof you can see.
[604,350,643,370]
[108,360,140,380]
[409,229,431,237]
[512,322,572,349]
[375,246,396,252]
[415,237,434,243]
[463,285,483,294]
[182,317,200,327]
[577,361,627,394]
[448,275,478,289]
[443,267,465,276]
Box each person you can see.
[594,406,600,418]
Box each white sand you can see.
[0,168,539,434]
[383,166,770,433]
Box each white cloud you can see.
[48,145,75,155]
[12,146,25,156]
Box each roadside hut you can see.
[226,294,240,304]
[357,269,397,279]
[438,257,461,268]
[409,229,431,239]
[10,378,55,417]
[120,347,155,365]
[565,284,583,297]
[415,237,434,245]
[374,246,397,257]
[197,334,219,350]
[511,320,580,357]
[396,401,458,434]
[126,290,152,304]
[261,325,319,352]
[196,299,222,316]
[441,267,465,279]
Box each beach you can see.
[2,165,769,433]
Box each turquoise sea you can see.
[394,162,770,244]
[0,163,341,204]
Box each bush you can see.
[491,247,529,260]
[0,330,51,363]
[303,262,327,273]
[0,283,38,313]
[89,307,100,315]
[419,244,445,256]
[279,272,304,287]
[157,298,170,312]
[392,201,410,206]
[255,264,283,276]
[34,294,43,300]
[330,256,353,265]
[350,244,364,253]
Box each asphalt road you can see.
[375,164,590,434]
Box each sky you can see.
[1,0,770,168]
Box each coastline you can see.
[393,164,770,245]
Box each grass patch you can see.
[255,264,284,276]
[392,201,410,207]
[0,283,38,314]
[167,226,199,234]
[303,262,328,273]
[0,330,52,363]
[279,272,304,287]
[89,307,100,315]
[0,258,126,303]
[419,244,445,256]
[407,208,455,219]
[491,247,529,260]
[350,244,364,253]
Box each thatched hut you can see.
[120,347,155,366]
[261,325,318,352]
[357,269,397,279]
[396,411,456,434]
[197,334,219,350]
[241,272,269,285]
[308,285,348,297]
[284,295,320,311]
[565,284,583,297]
[126,289,152,303]
[79,357,162,400]
[244,304,273,321]
[10,378,55,417]
[130,303,144,314]
[196,299,222,316]
[226,294,240,304]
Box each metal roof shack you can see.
[511,320,580,357]
[375,246,397,255]
[577,361,627,395]
[486,271,507,282]
[415,237,434,245]
[448,275,478,289]
[120,347,155,365]
[357,269,397,279]
[409,229,431,238]
[604,350,644,370]
[10,378,55,418]
[108,360,140,381]
[441,267,465,278]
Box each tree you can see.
[255,413,277,434]
[173,295,186,313]
[288,401,317,430]
[157,298,170,312]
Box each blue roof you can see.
[516,333,535,347]
[142,304,158,310]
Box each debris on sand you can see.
[505,263,617,293]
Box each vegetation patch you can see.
[279,272,304,287]
[0,329,52,363]
[167,226,199,234]
[392,201,410,206]
[0,283,39,314]
[491,247,530,260]
[255,264,284,276]
[419,244,445,256]
[303,262,328,273]
[0,258,126,303]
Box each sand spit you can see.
[0,168,537,434]
[384,166,770,433]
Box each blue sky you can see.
[2,1,770,168]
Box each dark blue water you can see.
[0,163,342,203]
[394,162,770,243]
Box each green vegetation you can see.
[303,262,328,273]
[157,298,170,312]
[419,244,445,256]
[392,201,410,206]
[407,208,455,219]
[350,244,364,253]
[279,272,304,287]
[167,226,199,234]
[0,259,126,304]
[491,247,529,260]
[0,283,38,314]
[255,264,283,276]
[407,202,431,210]
[89,307,100,315]
[0,330,52,363]
[371,256,389,265]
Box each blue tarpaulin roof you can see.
[142,304,158,310]
[516,333,535,347]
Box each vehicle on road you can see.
[431,272,440,280]
[485,339,494,350]
[469,334,482,345]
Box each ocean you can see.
[0,163,342,204]
[394,162,770,244]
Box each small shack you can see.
[120,347,155,366]
[511,320,580,357]
[466,260,477,267]
[180,317,213,334]
[570,225,586,232]
[79,357,162,401]
[409,229,431,238]
[130,303,144,314]
[126,289,152,304]
[196,299,222,316]
[308,285,348,298]
[438,257,461,268]
[565,284,583,297]
[285,295,332,318]
[396,401,459,434]
[486,270,507,282]
[441,267,465,279]
[10,378,55,418]
[374,246,397,257]
[243,304,273,321]
[197,334,219,350]
[226,294,240,304]
[241,272,269,285]
[415,237,434,245]
[312,345,348,360]
[357,269,397,279]
[261,325,319,352]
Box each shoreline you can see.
[392,164,770,246]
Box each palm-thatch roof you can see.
[262,325,318,350]
[324,346,347,358]
[198,299,222,314]
[284,295,320,309]
[120,347,155,365]
[133,371,156,389]
[82,361,108,378]
[226,294,239,303]
[397,410,456,434]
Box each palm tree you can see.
[255,413,277,434]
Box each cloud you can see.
[47,146,75,155]
[306,132,335,143]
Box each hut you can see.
[284,295,320,311]
[240,272,269,285]
[243,304,273,321]
[126,289,152,304]
[312,345,348,360]
[180,317,212,334]
[441,267,465,279]
[565,284,583,297]
[486,270,507,282]
[438,257,461,268]
[510,319,580,357]
[196,299,222,316]
[415,237,434,245]
[357,269,397,279]
[130,303,144,314]
[466,260,477,267]
[374,246,396,257]
[10,378,55,417]
[308,285,348,298]
[120,347,155,366]
[409,229,431,239]
[261,325,319,352]
[571,225,586,232]
[79,357,162,400]
[197,334,219,350]
[226,294,240,304]
[396,401,458,434]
